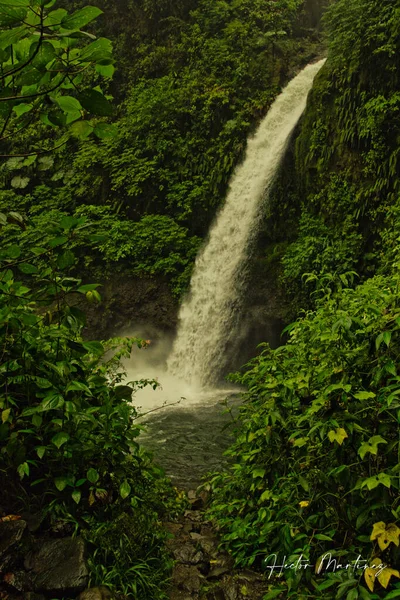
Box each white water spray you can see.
[167,60,326,388]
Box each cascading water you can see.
[167,59,326,389]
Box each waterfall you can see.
[167,60,326,389]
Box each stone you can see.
[220,579,239,600]
[198,537,218,557]
[173,544,204,565]
[207,566,230,579]
[0,520,28,571]
[78,586,113,600]
[172,565,204,593]
[163,522,183,536]
[187,490,210,511]
[24,537,89,594]
[3,569,34,591]
[23,593,46,600]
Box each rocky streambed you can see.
[166,492,270,600]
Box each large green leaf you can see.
[61,6,102,30]
[0,25,27,50]
[358,436,387,460]
[31,41,56,68]
[70,119,93,140]
[52,432,70,449]
[0,6,27,26]
[55,95,82,113]
[57,250,75,270]
[78,37,112,63]
[94,122,118,139]
[44,8,67,28]
[78,89,113,116]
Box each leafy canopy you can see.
[0,0,115,156]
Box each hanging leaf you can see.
[70,119,93,140]
[120,480,131,499]
[358,436,387,459]
[78,37,112,63]
[87,468,99,484]
[0,25,27,50]
[55,96,82,113]
[353,391,376,400]
[54,477,68,491]
[36,446,46,459]
[0,6,27,27]
[95,63,115,78]
[371,522,400,550]
[1,409,10,423]
[327,428,348,445]
[18,263,38,274]
[13,102,32,117]
[94,122,118,139]
[57,250,75,270]
[17,462,29,479]
[72,489,81,504]
[11,176,30,189]
[51,432,69,449]
[362,472,391,490]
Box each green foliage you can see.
[0,0,115,155]
[266,0,400,316]
[85,512,173,599]
[0,211,176,598]
[281,208,362,309]
[207,268,400,598]
[0,203,202,296]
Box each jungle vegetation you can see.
[1,0,400,599]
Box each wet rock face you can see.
[81,275,179,340]
[0,525,89,598]
[24,538,89,594]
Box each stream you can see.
[139,394,241,489]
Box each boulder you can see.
[24,537,89,594]
[0,520,28,571]
[78,586,113,600]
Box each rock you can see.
[173,543,204,565]
[183,511,202,522]
[198,537,218,558]
[220,579,239,600]
[187,490,210,511]
[163,522,183,536]
[23,593,46,600]
[24,537,89,594]
[0,520,28,571]
[182,521,193,534]
[207,566,230,579]
[3,569,34,591]
[78,586,113,600]
[172,565,204,593]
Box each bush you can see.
[207,269,400,598]
[0,212,176,599]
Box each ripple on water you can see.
[137,394,241,490]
